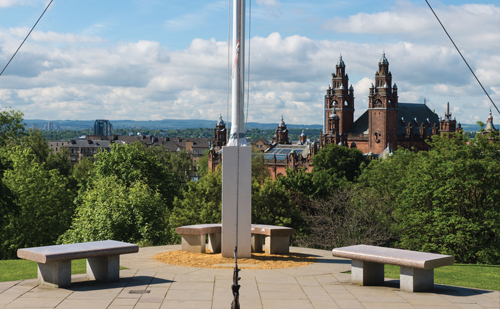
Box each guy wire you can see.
[425,0,499,115]
[0,0,54,76]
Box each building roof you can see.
[63,139,120,148]
[349,103,439,135]
[264,144,309,160]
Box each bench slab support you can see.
[251,235,263,253]
[87,255,119,282]
[208,233,221,254]
[400,266,434,292]
[38,261,71,288]
[265,235,290,255]
[351,259,384,286]
[181,235,206,253]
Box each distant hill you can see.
[24,119,323,131]
[24,119,480,133]
[459,123,480,132]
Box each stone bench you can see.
[175,224,294,255]
[175,224,222,254]
[17,240,138,288]
[331,245,454,292]
[251,224,295,255]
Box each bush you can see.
[295,185,394,250]
[59,176,169,246]
[359,133,500,264]
[0,146,74,259]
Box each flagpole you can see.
[227,0,246,147]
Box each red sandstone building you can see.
[209,53,461,177]
[321,54,459,154]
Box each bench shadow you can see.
[432,284,495,296]
[67,276,174,292]
[380,279,494,296]
[316,257,351,265]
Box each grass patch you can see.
[0,259,127,283]
[344,264,500,291]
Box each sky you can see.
[0,0,498,125]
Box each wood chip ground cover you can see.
[153,250,317,269]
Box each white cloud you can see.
[0,0,46,8]
[0,0,22,8]
[323,1,499,50]
[256,0,280,7]
[256,0,281,18]
[8,28,105,43]
[0,18,498,125]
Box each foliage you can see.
[196,149,209,177]
[359,132,500,264]
[252,178,307,239]
[146,145,193,183]
[170,168,222,230]
[297,185,394,250]
[252,152,271,184]
[59,176,168,246]
[0,146,74,259]
[89,142,189,210]
[0,108,25,146]
[312,143,366,182]
[276,167,318,198]
[276,166,347,199]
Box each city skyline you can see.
[0,0,498,125]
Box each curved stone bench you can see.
[251,224,295,255]
[17,240,138,288]
[331,245,454,292]
[175,224,222,254]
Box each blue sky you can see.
[0,0,499,125]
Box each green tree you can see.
[312,143,366,182]
[59,176,168,246]
[89,142,187,210]
[196,150,210,178]
[0,108,25,146]
[276,167,317,198]
[252,178,306,234]
[0,146,74,259]
[359,132,500,264]
[252,151,271,184]
[170,167,222,231]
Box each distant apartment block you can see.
[43,121,59,131]
[94,119,113,136]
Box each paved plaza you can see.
[0,245,498,309]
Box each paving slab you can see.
[0,245,497,309]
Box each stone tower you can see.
[325,55,354,135]
[275,116,290,144]
[213,114,227,148]
[439,102,457,134]
[368,53,399,154]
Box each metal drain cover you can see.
[129,290,151,294]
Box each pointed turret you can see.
[485,109,497,133]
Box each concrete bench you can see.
[17,240,138,288]
[331,245,454,292]
[251,224,295,255]
[175,224,294,255]
[175,224,222,254]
